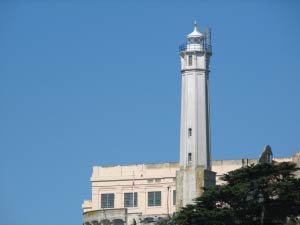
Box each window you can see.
[124,192,138,207]
[188,128,192,137]
[148,191,161,206]
[173,190,176,205]
[188,55,193,66]
[188,153,192,162]
[101,193,114,208]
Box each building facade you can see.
[82,153,300,225]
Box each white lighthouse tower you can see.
[176,22,216,208]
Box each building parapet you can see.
[82,199,92,213]
[91,157,294,181]
[91,162,178,182]
[83,208,127,225]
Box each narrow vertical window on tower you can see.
[188,128,192,137]
[188,153,192,162]
[188,55,192,66]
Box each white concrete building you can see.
[82,154,299,225]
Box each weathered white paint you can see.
[176,22,214,207]
[179,22,211,170]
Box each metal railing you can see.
[179,44,212,53]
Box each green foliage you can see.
[174,162,300,225]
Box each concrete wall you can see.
[83,208,127,225]
[88,162,177,216]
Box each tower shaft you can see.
[180,58,211,170]
[176,23,215,208]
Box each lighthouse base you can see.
[176,166,216,210]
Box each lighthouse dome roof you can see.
[187,21,204,38]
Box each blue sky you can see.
[0,1,299,225]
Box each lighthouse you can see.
[176,22,216,208]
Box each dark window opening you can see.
[124,192,137,207]
[188,153,192,162]
[188,55,193,66]
[101,193,114,208]
[188,128,192,137]
[148,191,161,206]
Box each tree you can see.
[174,162,300,225]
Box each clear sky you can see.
[0,1,299,225]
